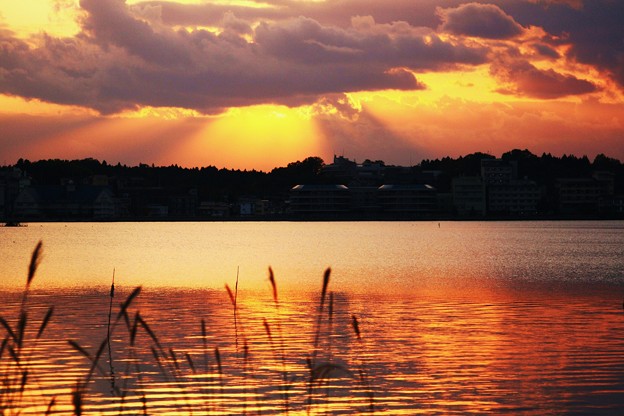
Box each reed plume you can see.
[26,241,42,289]
[226,267,241,352]
[313,267,331,355]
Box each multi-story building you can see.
[556,178,603,214]
[377,184,437,216]
[452,176,485,216]
[487,179,541,215]
[290,184,350,214]
[13,184,117,219]
[481,159,517,185]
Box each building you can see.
[481,159,517,185]
[13,184,117,219]
[452,176,485,216]
[349,186,379,214]
[480,159,541,216]
[556,178,604,214]
[377,184,437,216]
[290,184,350,214]
[198,201,231,218]
[238,198,270,216]
[487,179,541,215]
[0,168,31,220]
[321,156,357,183]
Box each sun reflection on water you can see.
[2,222,624,414]
[1,278,624,415]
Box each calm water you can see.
[1,221,624,414]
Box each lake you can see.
[1,221,624,414]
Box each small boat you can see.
[3,221,27,227]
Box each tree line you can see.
[5,149,624,199]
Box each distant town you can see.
[1,149,623,222]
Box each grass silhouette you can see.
[0,241,374,415]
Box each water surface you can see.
[1,221,624,414]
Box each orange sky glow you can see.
[1,0,623,170]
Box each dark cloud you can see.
[491,58,598,99]
[254,16,486,68]
[497,1,624,89]
[437,3,524,39]
[140,0,624,88]
[80,0,193,66]
[145,0,444,29]
[2,0,624,115]
[531,43,560,59]
[0,0,489,114]
[560,5,624,88]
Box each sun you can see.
[171,104,326,170]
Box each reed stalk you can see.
[351,314,374,413]
[3,242,381,415]
[307,267,332,414]
[267,267,290,413]
[107,269,116,396]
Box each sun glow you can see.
[0,94,95,116]
[173,105,325,170]
[0,0,81,38]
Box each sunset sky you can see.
[1,0,623,170]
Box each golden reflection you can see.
[2,277,624,414]
[2,224,624,414]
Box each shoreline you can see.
[4,214,624,224]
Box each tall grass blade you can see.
[107,269,116,395]
[235,266,239,305]
[7,344,20,364]
[351,315,361,340]
[201,319,208,373]
[225,284,235,305]
[16,310,27,350]
[137,314,165,355]
[351,314,373,412]
[45,397,56,415]
[226,281,239,351]
[151,347,170,382]
[0,316,17,343]
[130,311,140,346]
[169,348,180,371]
[88,339,108,385]
[308,268,332,414]
[68,340,92,363]
[263,318,273,343]
[26,241,43,288]
[71,381,83,416]
[141,391,148,416]
[185,353,196,374]
[313,268,331,355]
[321,268,331,309]
[215,347,223,396]
[0,336,8,360]
[19,369,28,396]
[116,286,142,323]
[36,307,54,339]
[268,267,277,304]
